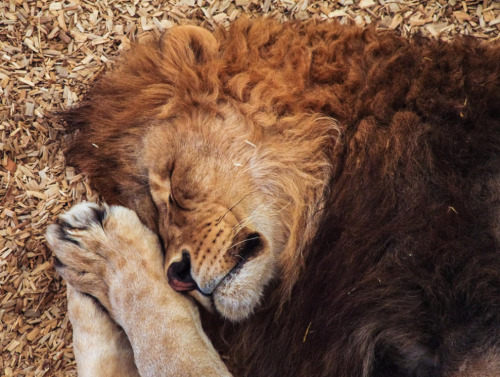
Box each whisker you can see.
[214,209,264,257]
[231,199,289,240]
[232,218,252,239]
[227,236,261,251]
[231,200,274,234]
[215,198,286,256]
[276,200,292,214]
[216,191,256,225]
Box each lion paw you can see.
[46,202,163,313]
[66,284,140,377]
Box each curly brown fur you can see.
[61,18,500,377]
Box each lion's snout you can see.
[167,229,266,296]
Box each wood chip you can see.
[5,158,17,173]
[359,0,376,10]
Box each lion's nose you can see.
[167,251,198,292]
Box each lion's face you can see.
[141,104,336,321]
[143,109,287,321]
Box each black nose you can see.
[167,251,197,292]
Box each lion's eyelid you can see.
[169,187,191,212]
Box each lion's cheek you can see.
[213,255,276,322]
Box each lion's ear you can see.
[159,25,219,68]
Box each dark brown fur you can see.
[61,18,500,377]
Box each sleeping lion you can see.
[46,18,500,377]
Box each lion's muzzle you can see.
[167,231,265,295]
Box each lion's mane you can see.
[62,18,500,377]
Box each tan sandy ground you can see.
[1,1,499,376]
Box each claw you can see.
[53,256,64,268]
[57,226,82,246]
[90,205,108,227]
[58,202,108,231]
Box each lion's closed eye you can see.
[168,189,191,211]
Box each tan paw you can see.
[46,202,163,312]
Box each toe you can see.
[59,202,108,230]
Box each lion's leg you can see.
[47,202,231,377]
[66,284,139,377]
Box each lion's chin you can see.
[212,280,263,322]
[189,256,276,322]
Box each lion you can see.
[47,18,500,377]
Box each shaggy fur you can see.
[61,18,500,377]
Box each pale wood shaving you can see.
[1,0,499,375]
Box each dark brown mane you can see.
[61,18,500,377]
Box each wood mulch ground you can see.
[1,1,499,376]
